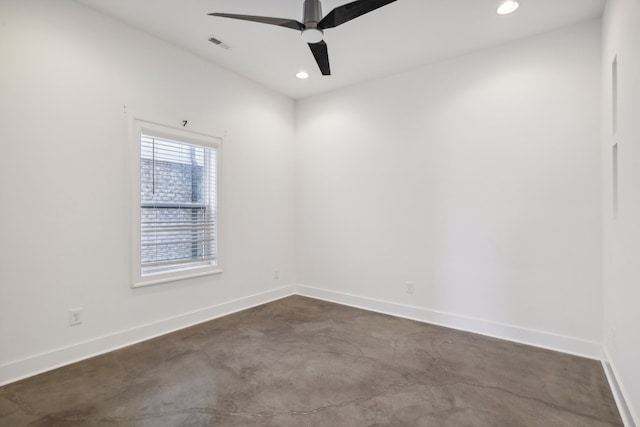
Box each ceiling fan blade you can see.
[208,13,304,31]
[308,41,331,76]
[318,0,397,29]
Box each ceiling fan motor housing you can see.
[302,0,324,43]
[304,0,323,25]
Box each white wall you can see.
[296,21,603,353]
[0,0,296,383]
[3,3,634,418]
[602,0,640,423]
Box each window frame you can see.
[130,118,222,288]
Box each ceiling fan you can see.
[209,0,397,76]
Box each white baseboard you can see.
[602,349,638,427]
[0,286,296,387]
[295,285,603,360]
[0,284,611,398]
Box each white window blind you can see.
[140,133,218,276]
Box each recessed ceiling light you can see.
[497,0,519,15]
[296,71,309,80]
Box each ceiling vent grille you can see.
[208,36,231,50]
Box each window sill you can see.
[132,266,222,288]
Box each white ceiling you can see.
[73,0,605,99]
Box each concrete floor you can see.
[0,296,622,426]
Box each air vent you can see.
[208,36,231,50]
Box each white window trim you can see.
[130,118,223,288]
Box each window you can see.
[131,119,221,287]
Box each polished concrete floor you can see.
[0,296,622,426]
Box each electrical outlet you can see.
[69,308,83,326]
[406,282,415,294]
[274,269,280,280]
